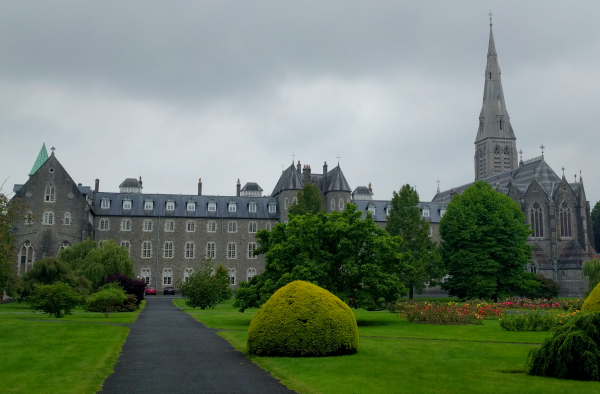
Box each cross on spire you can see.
[488,10,493,26]
[336,154,341,165]
[540,144,545,156]
[436,179,440,194]
[51,146,56,155]
[290,152,295,163]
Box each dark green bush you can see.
[85,283,127,317]
[247,280,359,357]
[28,282,80,318]
[526,312,600,380]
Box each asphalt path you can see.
[100,296,294,394]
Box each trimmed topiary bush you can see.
[582,281,600,312]
[247,280,359,357]
[526,312,600,381]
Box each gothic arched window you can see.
[530,202,544,238]
[45,184,55,202]
[503,145,511,155]
[559,201,572,238]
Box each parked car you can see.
[163,287,176,295]
[145,286,157,295]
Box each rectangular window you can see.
[208,202,216,212]
[227,243,236,259]
[206,242,215,259]
[187,202,195,211]
[186,220,195,232]
[163,276,172,285]
[166,201,175,211]
[142,242,152,258]
[164,242,173,258]
[123,200,132,210]
[185,242,195,259]
[249,202,257,213]
[144,201,153,210]
[268,204,276,213]
[229,203,236,212]
[207,221,216,232]
[165,220,174,232]
[143,220,153,232]
[101,198,110,209]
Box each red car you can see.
[145,286,157,295]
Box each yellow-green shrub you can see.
[582,282,600,312]
[246,280,359,357]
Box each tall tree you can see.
[591,201,600,251]
[234,204,407,312]
[0,191,29,298]
[58,239,134,286]
[386,185,444,299]
[179,262,232,310]
[439,181,536,301]
[288,183,325,215]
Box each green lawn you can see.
[0,300,144,393]
[175,299,600,393]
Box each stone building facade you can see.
[9,22,596,296]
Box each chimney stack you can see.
[198,178,202,195]
[296,160,301,174]
[236,179,241,197]
[323,161,328,176]
[94,179,99,192]
[139,176,143,187]
[303,164,312,184]
[368,182,372,193]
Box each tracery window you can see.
[530,202,544,238]
[141,267,151,285]
[163,268,172,285]
[268,201,277,213]
[247,268,257,281]
[206,242,216,259]
[265,222,272,231]
[101,196,110,209]
[43,211,54,225]
[248,242,257,259]
[207,220,216,232]
[227,243,236,259]
[164,220,174,232]
[249,200,257,213]
[142,241,152,258]
[228,221,237,233]
[99,218,109,230]
[121,219,131,231]
[143,219,153,232]
[228,268,236,285]
[18,241,35,275]
[186,220,196,232]
[164,241,174,258]
[45,184,55,202]
[331,199,336,211]
[559,201,572,238]
[63,212,71,225]
[185,242,195,259]
[248,221,257,233]
[338,198,344,211]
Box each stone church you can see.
[9,22,596,296]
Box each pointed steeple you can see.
[474,18,518,180]
[29,143,49,176]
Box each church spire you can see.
[474,18,518,180]
[29,143,49,176]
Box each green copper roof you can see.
[29,143,49,176]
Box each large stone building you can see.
[9,21,597,296]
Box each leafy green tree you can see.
[592,201,600,252]
[28,282,81,318]
[234,204,407,312]
[85,283,127,318]
[288,183,325,215]
[439,181,536,301]
[178,261,232,310]
[584,259,600,296]
[0,191,29,298]
[58,239,134,287]
[385,184,444,299]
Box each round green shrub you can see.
[247,280,359,357]
[526,312,600,381]
[582,281,600,312]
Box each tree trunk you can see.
[409,286,414,300]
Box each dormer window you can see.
[228,199,237,212]
[268,201,277,213]
[101,196,110,209]
[440,206,447,218]
[187,201,196,211]
[386,206,392,216]
[249,200,257,213]
[422,206,430,218]
[208,199,217,212]
[367,203,376,216]
[123,199,132,210]
[166,200,175,211]
[144,198,154,210]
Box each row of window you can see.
[101,196,277,213]
[141,267,257,286]
[99,218,271,233]
[119,240,258,260]
[421,206,446,218]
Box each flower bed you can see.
[392,301,485,325]
[499,310,581,331]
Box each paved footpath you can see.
[100,297,294,394]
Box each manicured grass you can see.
[176,299,600,393]
[0,300,145,393]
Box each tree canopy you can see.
[0,192,29,296]
[439,181,535,300]
[385,184,444,299]
[234,204,407,312]
[592,201,600,252]
[58,239,135,286]
[288,183,325,215]
[179,261,232,309]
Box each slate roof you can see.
[271,163,351,196]
[13,184,91,196]
[271,164,304,196]
[241,182,263,192]
[432,156,564,203]
[119,178,142,188]
[352,186,373,196]
[29,143,49,176]
[325,166,351,192]
[352,200,448,224]
[92,192,278,219]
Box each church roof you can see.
[475,23,516,144]
[324,165,351,192]
[432,156,562,203]
[271,163,304,196]
[29,143,49,176]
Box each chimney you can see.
[94,179,99,192]
[198,178,202,196]
[368,182,372,193]
[323,161,328,175]
[303,164,312,184]
[296,160,301,174]
[139,176,143,187]
[236,179,241,197]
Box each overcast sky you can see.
[1,1,598,206]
